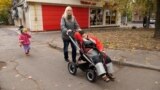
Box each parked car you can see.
[150,19,155,24]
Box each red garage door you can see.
[42,5,89,31]
[73,7,89,29]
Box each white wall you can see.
[28,3,43,31]
[13,5,43,31]
[26,0,102,7]
[14,7,26,27]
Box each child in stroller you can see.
[73,30,115,82]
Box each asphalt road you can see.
[0,27,159,90]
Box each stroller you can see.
[67,33,109,82]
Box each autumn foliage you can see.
[92,29,160,51]
[0,0,12,24]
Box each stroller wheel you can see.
[86,69,96,82]
[68,62,77,75]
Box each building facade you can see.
[12,0,120,31]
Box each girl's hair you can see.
[19,25,24,34]
[21,28,28,34]
[18,25,23,30]
[62,6,75,22]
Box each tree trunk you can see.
[154,0,160,39]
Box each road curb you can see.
[49,42,160,72]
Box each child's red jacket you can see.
[74,32,104,52]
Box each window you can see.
[105,10,116,24]
[90,8,103,26]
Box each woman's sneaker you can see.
[65,59,70,62]
[102,75,110,82]
[108,74,115,81]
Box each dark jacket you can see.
[60,17,80,40]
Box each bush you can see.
[0,9,9,24]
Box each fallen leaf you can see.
[113,56,117,60]
[54,84,58,87]
[145,57,150,60]
[21,79,24,81]
[146,60,151,65]
[2,66,7,69]
[123,58,127,62]
[78,82,83,85]
[145,57,151,64]
[67,84,72,88]
[155,81,159,84]
[117,79,121,82]
[12,86,15,90]
[15,74,20,77]
[28,76,32,79]
[104,89,109,90]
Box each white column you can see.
[103,9,106,25]
[116,11,121,25]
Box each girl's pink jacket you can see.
[19,33,31,45]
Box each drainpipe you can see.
[103,8,106,25]
[33,4,38,31]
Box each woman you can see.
[60,6,80,62]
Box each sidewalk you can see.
[120,22,155,28]
[48,32,160,71]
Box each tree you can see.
[109,0,133,13]
[105,0,129,24]
[0,0,12,24]
[154,0,160,39]
[0,0,12,11]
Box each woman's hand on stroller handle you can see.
[77,28,82,31]
[102,50,105,53]
[79,49,84,53]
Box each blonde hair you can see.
[62,6,75,22]
[22,28,29,33]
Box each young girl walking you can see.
[19,28,31,55]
